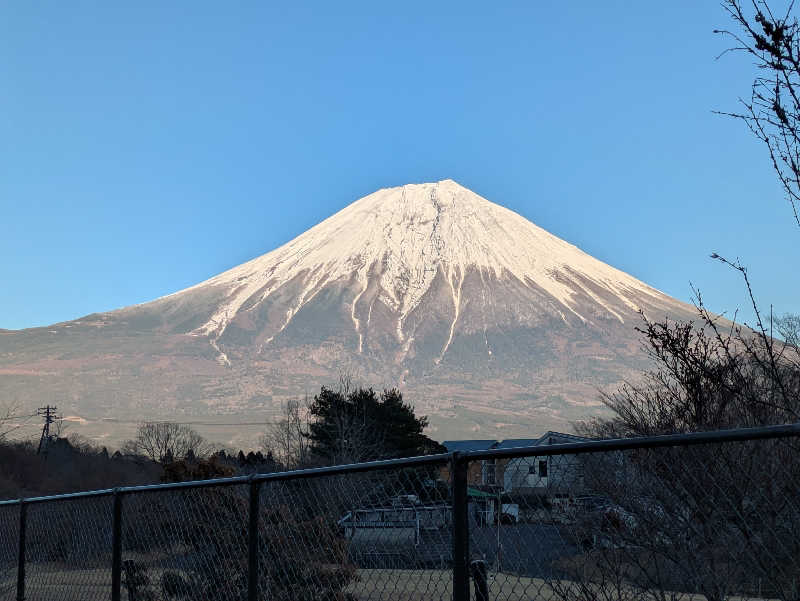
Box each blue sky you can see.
[1,1,797,330]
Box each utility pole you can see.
[37,405,60,455]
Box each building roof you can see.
[441,432,588,453]
[441,440,498,452]
[494,438,540,450]
[537,431,588,445]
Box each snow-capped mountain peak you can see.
[179,179,664,350]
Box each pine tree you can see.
[307,386,443,464]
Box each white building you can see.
[501,431,589,493]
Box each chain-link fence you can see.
[2,424,800,601]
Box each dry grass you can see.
[345,569,781,601]
[346,568,556,601]
[0,565,111,601]
[1,566,550,601]
[0,565,780,601]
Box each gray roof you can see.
[495,432,588,450]
[538,431,588,445]
[441,440,498,452]
[494,438,540,450]
[441,432,588,454]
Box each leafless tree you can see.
[126,422,212,463]
[717,0,800,230]
[66,432,99,454]
[549,5,800,601]
[0,402,34,443]
[576,314,800,440]
[567,305,800,600]
[710,0,800,404]
[777,313,800,346]
[572,0,800,439]
[260,398,311,469]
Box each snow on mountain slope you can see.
[171,179,670,354]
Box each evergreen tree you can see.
[307,386,443,464]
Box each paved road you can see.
[470,524,579,578]
[349,523,579,576]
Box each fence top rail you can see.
[1,423,798,506]
[465,422,800,461]
[0,451,452,506]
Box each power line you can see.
[0,412,38,440]
[92,418,285,427]
[8,413,288,429]
[1,412,39,421]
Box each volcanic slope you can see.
[0,180,698,445]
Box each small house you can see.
[502,432,589,494]
[439,432,590,493]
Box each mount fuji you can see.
[0,180,698,446]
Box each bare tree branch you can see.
[126,422,213,463]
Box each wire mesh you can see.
[0,504,18,601]
[259,462,453,601]
[120,485,249,601]
[24,495,113,601]
[466,437,800,601]
[2,432,800,600]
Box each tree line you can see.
[0,376,442,498]
[129,378,442,469]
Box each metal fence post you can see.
[471,559,489,601]
[248,478,262,601]
[112,490,122,601]
[16,500,26,601]
[451,452,470,601]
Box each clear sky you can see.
[1,2,797,331]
